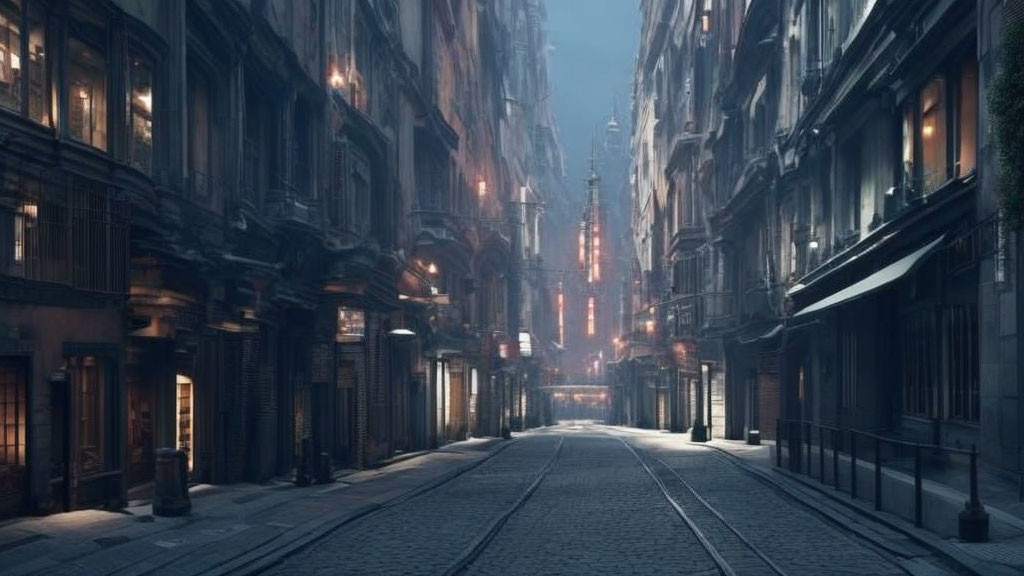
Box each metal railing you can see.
[776,419,980,529]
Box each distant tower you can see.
[603,102,624,158]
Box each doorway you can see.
[175,375,194,472]
[0,359,28,519]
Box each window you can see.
[336,307,365,343]
[69,356,106,474]
[26,1,43,123]
[919,77,946,193]
[67,32,107,150]
[0,361,26,466]
[946,304,978,422]
[128,54,153,175]
[901,105,915,193]
[0,0,21,112]
[901,309,936,417]
[956,56,977,177]
[188,68,211,197]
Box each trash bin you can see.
[153,448,191,516]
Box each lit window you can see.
[0,0,22,112]
[919,77,946,194]
[26,2,44,124]
[128,54,153,174]
[336,307,365,342]
[0,361,27,467]
[957,56,977,177]
[902,105,915,192]
[587,296,595,336]
[68,35,108,150]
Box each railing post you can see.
[874,437,882,511]
[833,430,840,490]
[775,420,782,467]
[818,426,824,482]
[805,423,812,477]
[850,431,857,499]
[958,444,990,542]
[914,444,922,527]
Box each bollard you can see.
[914,445,923,527]
[958,445,989,542]
[874,438,882,511]
[153,448,191,517]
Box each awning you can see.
[793,235,945,318]
[737,323,783,345]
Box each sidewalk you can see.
[705,438,1024,575]
[0,437,507,576]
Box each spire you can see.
[589,128,598,177]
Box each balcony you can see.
[1,181,129,295]
[701,291,736,331]
[268,191,320,229]
[412,208,468,245]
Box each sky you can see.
[545,0,640,201]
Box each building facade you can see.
[628,0,1021,477]
[0,0,561,520]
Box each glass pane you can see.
[0,0,22,112]
[919,76,946,194]
[27,2,45,124]
[958,56,978,177]
[129,54,153,174]
[68,36,107,150]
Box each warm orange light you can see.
[578,224,586,267]
[329,68,345,89]
[557,284,565,347]
[427,262,438,275]
[922,122,935,138]
[478,180,487,197]
[587,296,596,336]
[645,319,655,334]
[701,10,711,34]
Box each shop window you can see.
[68,356,106,474]
[946,304,979,422]
[68,34,108,151]
[336,307,365,343]
[188,68,211,197]
[901,310,936,418]
[175,375,193,471]
[128,54,153,175]
[0,361,26,466]
[0,0,21,112]
[956,56,978,177]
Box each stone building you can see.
[630,0,1020,477]
[0,0,560,519]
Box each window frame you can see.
[65,16,109,151]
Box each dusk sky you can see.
[545,0,640,201]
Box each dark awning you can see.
[793,235,945,318]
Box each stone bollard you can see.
[153,448,191,517]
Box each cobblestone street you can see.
[264,425,959,576]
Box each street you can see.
[264,424,950,576]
